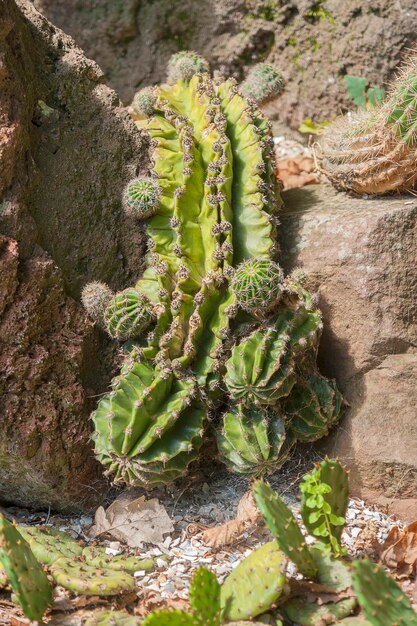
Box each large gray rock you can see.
[280,185,417,519]
[0,0,147,511]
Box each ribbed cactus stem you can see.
[86,51,341,488]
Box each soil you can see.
[32,0,417,128]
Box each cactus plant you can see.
[318,51,417,194]
[231,258,284,316]
[253,479,318,578]
[240,63,285,104]
[220,541,288,621]
[85,52,341,487]
[0,516,53,621]
[216,404,295,476]
[50,557,136,595]
[18,524,84,565]
[167,51,210,83]
[82,546,155,573]
[81,281,113,325]
[300,459,349,556]
[103,288,155,340]
[284,372,343,442]
[131,87,157,118]
[352,560,417,626]
[123,177,161,219]
[282,548,357,625]
[85,611,141,626]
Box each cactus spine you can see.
[319,51,417,194]
[85,53,341,487]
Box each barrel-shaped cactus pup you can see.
[83,52,342,487]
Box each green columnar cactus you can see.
[352,560,417,626]
[216,404,295,476]
[284,372,343,442]
[319,52,417,194]
[300,459,349,556]
[103,288,155,340]
[87,52,341,487]
[0,516,53,621]
[220,541,288,621]
[253,479,318,578]
[240,63,285,104]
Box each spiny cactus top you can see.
[240,63,286,104]
[319,50,417,194]
[83,53,342,488]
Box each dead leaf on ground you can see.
[354,519,381,559]
[199,491,260,548]
[89,496,174,548]
[380,521,417,579]
[276,155,320,190]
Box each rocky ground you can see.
[0,450,406,625]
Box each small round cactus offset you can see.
[123,177,161,219]
[81,281,113,325]
[240,63,285,104]
[231,258,284,316]
[167,50,210,83]
[132,87,157,118]
[103,288,155,340]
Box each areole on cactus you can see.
[82,52,342,487]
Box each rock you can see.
[280,185,417,518]
[32,0,417,127]
[0,0,147,511]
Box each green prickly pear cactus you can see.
[142,566,221,626]
[253,479,318,578]
[85,610,141,626]
[220,541,288,621]
[0,515,53,621]
[189,567,221,626]
[300,459,349,556]
[84,51,342,487]
[352,560,417,626]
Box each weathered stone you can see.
[0,0,147,511]
[280,185,417,518]
[32,0,417,128]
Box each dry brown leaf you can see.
[354,519,380,559]
[199,491,260,548]
[380,521,417,579]
[90,495,174,548]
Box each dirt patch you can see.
[32,0,417,127]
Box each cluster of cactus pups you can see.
[318,49,417,195]
[82,51,343,488]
